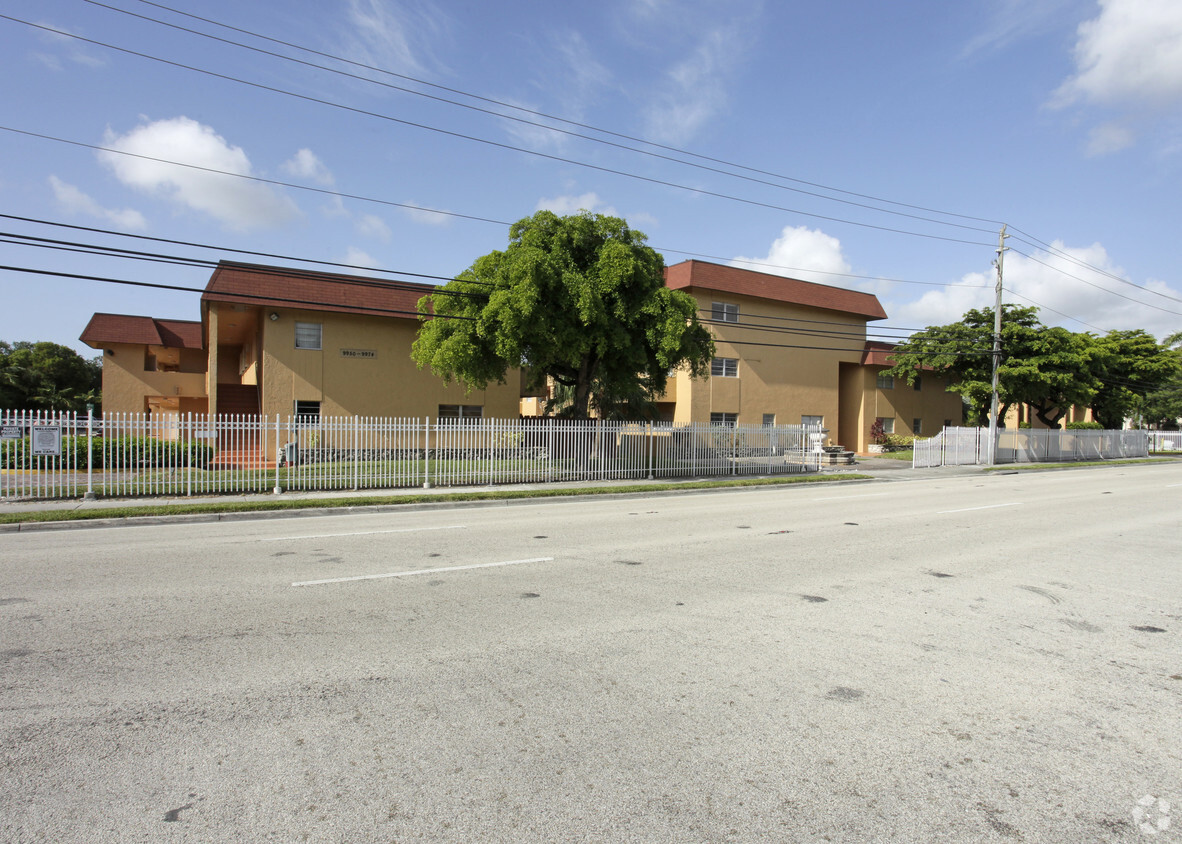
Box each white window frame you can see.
[711,302,739,323]
[294,322,322,350]
[710,412,738,426]
[711,357,739,378]
[876,372,894,390]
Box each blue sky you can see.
[2,0,1180,358]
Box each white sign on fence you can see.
[31,425,62,456]
[0,425,21,439]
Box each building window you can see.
[913,376,922,391]
[762,413,776,426]
[710,412,738,426]
[711,357,738,377]
[876,372,894,389]
[912,418,922,435]
[295,322,322,350]
[876,416,895,434]
[438,404,483,423]
[294,400,321,422]
[944,419,953,428]
[802,415,824,428]
[711,302,739,323]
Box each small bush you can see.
[1066,421,1103,430]
[881,434,916,450]
[1,436,213,469]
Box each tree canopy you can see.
[0,341,102,412]
[411,210,714,419]
[884,306,1179,428]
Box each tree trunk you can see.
[1034,404,1065,428]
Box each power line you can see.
[0,16,996,248]
[104,0,1005,230]
[1008,248,1182,318]
[1008,227,1182,305]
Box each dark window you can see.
[711,357,739,377]
[710,412,738,426]
[876,373,894,389]
[438,404,483,423]
[711,302,739,323]
[294,400,321,424]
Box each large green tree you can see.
[412,211,714,419]
[0,341,102,412]
[1139,331,1182,428]
[884,305,1104,427]
[1089,329,1179,428]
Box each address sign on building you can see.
[340,349,377,359]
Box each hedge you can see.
[1,436,214,469]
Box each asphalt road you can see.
[2,465,1180,842]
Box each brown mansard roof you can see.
[664,259,887,320]
[201,261,431,319]
[80,313,204,349]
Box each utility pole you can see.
[987,224,1008,465]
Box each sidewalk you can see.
[0,460,990,519]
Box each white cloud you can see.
[1054,0,1182,107]
[343,247,379,268]
[890,240,1182,340]
[281,148,334,185]
[730,226,853,285]
[97,117,300,231]
[1085,122,1135,156]
[961,0,1078,57]
[535,192,619,217]
[32,21,108,69]
[643,24,743,144]
[341,0,449,77]
[400,203,451,226]
[48,176,146,230]
[355,213,391,241]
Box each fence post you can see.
[84,404,96,501]
[272,414,282,494]
[353,415,359,491]
[423,417,432,489]
[731,423,737,475]
[647,421,655,480]
[185,412,192,497]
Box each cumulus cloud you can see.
[730,226,853,285]
[281,148,335,185]
[1085,122,1135,156]
[343,247,379,268]
[1054,0,1182,107]
[97,117,300,231]
[48,176,146,230]
[535,192,620,217]
[355,213,391,241]
[890,240,1182,340]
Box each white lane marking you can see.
[812,493,890,501]
[1167,483,1182,488]
[937,502,1022,514]
[260,525,465,542]
[292,556,554,587]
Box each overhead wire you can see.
[104,0,1006,229]
[81,0,998,237]
[0,16,996,248]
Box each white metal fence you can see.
[913,426,1150,468]
[0,409,820,501]
[1147,431,1182,453]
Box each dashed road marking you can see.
[292,556,554,587]
[937,502,1021,514]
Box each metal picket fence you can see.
[913,426,1150,468]
[1,409,820,501]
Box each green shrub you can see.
[1066,421,1104,430]
[881,433,916,450]
[1,436,213,469]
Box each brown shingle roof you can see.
[861,341,897,366]
[664,260,887,320]
[80,313,203,349]
[201,262,431,319]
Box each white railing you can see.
[913,426,1150,468]
[0,410,820,501]
[1147,430,1182,453]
